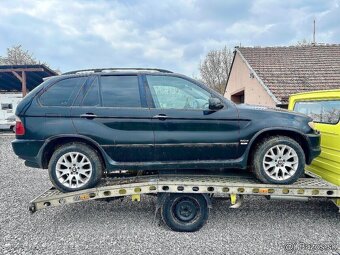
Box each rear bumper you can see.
[0,119,15,127]
[12,139,44,168]
[0,123,13,129]
[306,133,321,164]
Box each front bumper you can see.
[306,133,321,164]
[12,139,44,168]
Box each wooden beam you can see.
[10,71,27,97]
[11,71,23,83]
[0,68,44,73]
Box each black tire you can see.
[10,126,15,133]
[48,143,103,192]
[251,136,305,184]
[161,193,209,232]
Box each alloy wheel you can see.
[262,145,299,181]
[55,152,93,189]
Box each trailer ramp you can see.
[29,172,340,213]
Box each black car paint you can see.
[12,71,321,172]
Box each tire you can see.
[161,193,209,232]
[48,143,103,192]
[10,126,15,133]
[251,136,305,184]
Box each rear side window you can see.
[40,77,86,106]
[294,100,340,124]
[100,76,141,107]
[82,78,100,107]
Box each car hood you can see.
[235,103,309,119]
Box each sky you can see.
[0,0,339,76]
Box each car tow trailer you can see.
[29,171,340,232]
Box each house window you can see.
[231,90,245,104]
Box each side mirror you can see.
[209,97,224,110]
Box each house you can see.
[224,45,340,108]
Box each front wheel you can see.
[48,143,103,192]
[251,136,305,184]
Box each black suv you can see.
[12,68,321,192]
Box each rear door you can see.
[144,74,240,162]
[71,74,154,162]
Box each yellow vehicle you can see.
[289,89,340,187]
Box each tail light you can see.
[15,117,25,135]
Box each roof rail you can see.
[63,68,173,75]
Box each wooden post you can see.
[22,71,27,97]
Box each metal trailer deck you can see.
[29,171,340,231]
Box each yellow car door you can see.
[289,89,340,185]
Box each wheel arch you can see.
[39,135,108,170]
[157,192,212,210]
[246,128,311,167]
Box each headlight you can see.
[308,121,316,130]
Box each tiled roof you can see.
[237,45,340,104]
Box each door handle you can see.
[152,114,168,120]
[80,113,97,119]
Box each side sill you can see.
[105,157,247,171]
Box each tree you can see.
[0,45,40,65]
[296,38,312,46]
[199,46,233,94]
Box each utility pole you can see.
[313,19,316,45]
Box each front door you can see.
[144,74,240,162]
[71,75,154,162]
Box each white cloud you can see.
[0,0,339,75]
[226,22,275,38]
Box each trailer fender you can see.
[157,192,212,209]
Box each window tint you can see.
[146,75,211,109]
[82,78,100,106]
[1,103,12,110]
[294,100,340,124]
[101,76,141,107]
[40,77,86,106]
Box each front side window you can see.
[40,77,86,106]
[100,76,141,108]
[294,100,340,124]
[146,75,211,109]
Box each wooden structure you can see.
[0,65,57,97]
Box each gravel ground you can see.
[1,135,339,255]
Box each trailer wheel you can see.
[161,193,209,232]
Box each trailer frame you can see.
[29,171,340,231]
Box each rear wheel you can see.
[251,136,305,184]
[48,143,103,192]
[161,193,209,232]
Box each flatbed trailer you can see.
[29,171,340,232]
